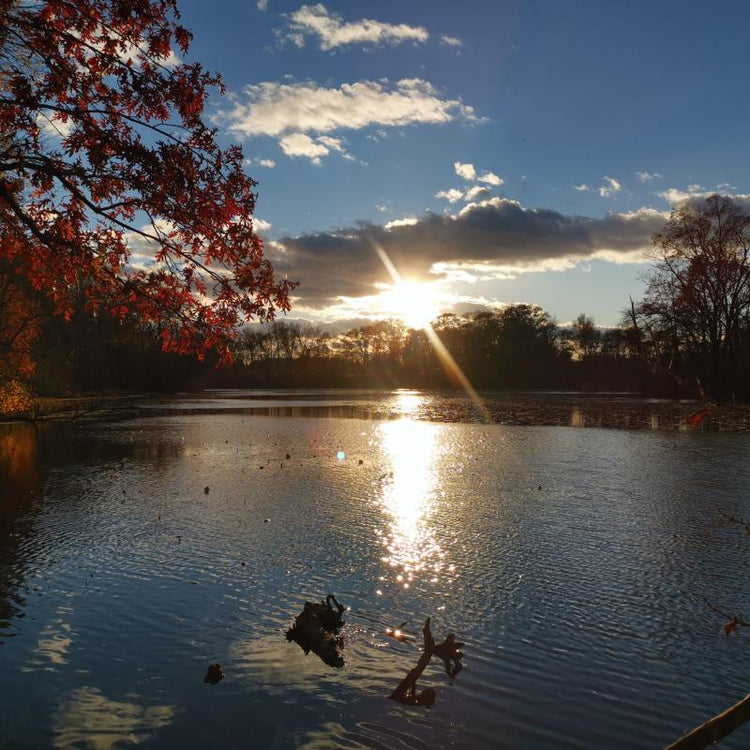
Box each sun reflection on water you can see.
[390,389,423,417]
[376,413,448,590]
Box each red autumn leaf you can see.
[686,407,712,426]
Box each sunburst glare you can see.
[381,280,441,330]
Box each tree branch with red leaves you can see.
[0,0,295,360]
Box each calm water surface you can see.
[1,390,749,749]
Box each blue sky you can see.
[175,0,750,329]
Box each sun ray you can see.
[372,242,493,423]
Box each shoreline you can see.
[3,390,750,432]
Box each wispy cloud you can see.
[221,79,481,161]
[598,176,621,198]
[572,184,590,192]
[244,157,277,168]
[440,34,463,48]
[257,0,268,10]
[636,170,663,183]
[281,4,428,50]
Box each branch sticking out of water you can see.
[389,618,464,709]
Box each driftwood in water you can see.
[286,594,346,668]
[665,693,750,750]
[389,617,464,708]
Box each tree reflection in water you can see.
[0,424,40,641]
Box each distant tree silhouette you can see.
[568,313,601,359]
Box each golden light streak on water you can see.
[377,414,447,588]
[373,242,494,424]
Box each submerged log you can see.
[665,693,750,750]
[286,594,346,668]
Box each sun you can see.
[383,281,441,330]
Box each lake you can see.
[1,390,749,749]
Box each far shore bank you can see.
[2,389,750,432]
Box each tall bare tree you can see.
[636,195,750,395]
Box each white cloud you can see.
[367,128,388,142]
[465,185,490,201]
[278,133,329,163]
[283,4,428,51]
[278,133,351,164]
[223,79,480,161]
[454,161,476,181]
[613,207,670,221]
[572,184,590,192]
[477,171,503,186]
[435,186,489,203]
[598,176,621,198]
[36,112,74,139]
[67,25,181,72]
[716,182,738,192]
[244,157,277,168]
[253,217,273,233]
[111,37,180,69]
[655,189,750,211]
[385,216,419,229]
[454,162,503,186]
[439,164,500,202]
[317,134,351,157]
[636,170,663,182]
[258,0,268,10]
[435,188,464,203]
[656,185,711,204]
[440,35,463,47]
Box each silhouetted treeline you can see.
[8,294,750,400]
[196,307,666,395]
[28,307,205,395]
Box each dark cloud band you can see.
[271,198,667,306]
